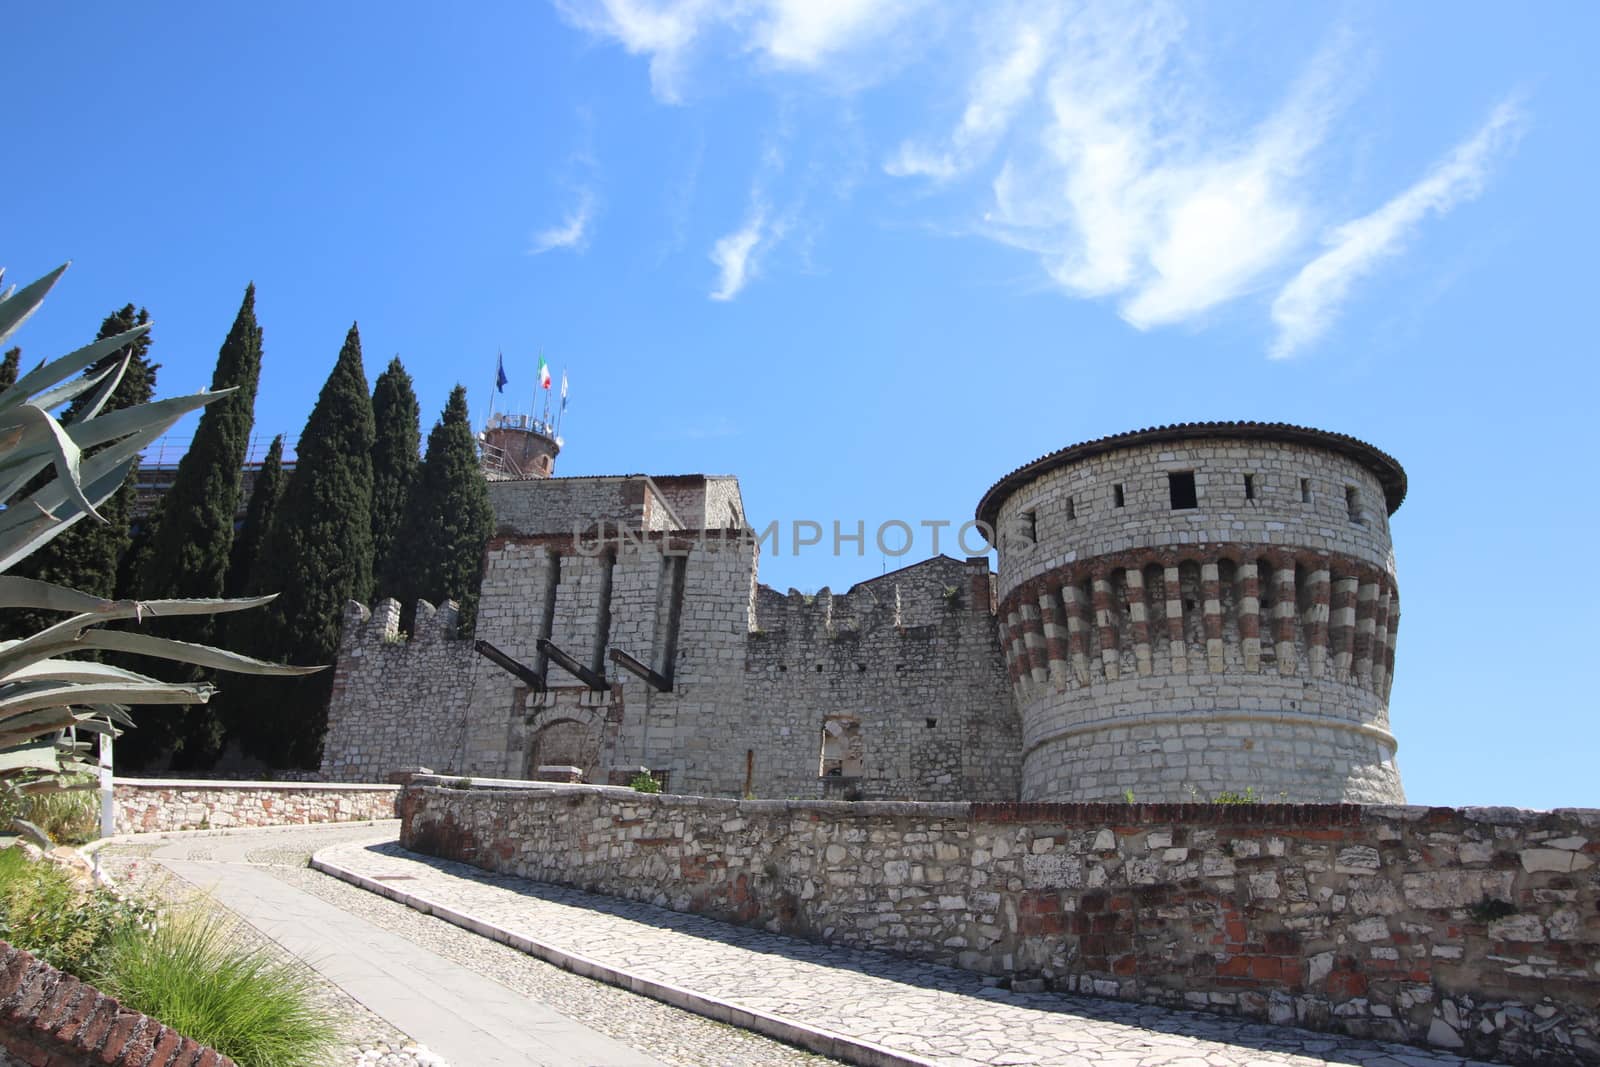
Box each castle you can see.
[320,419,1406,805]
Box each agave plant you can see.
[0,263,318,826]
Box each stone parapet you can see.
[112,779,398,834]
[401,778,1600,1066]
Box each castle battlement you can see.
[339,597,462,646]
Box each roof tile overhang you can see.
[975,421,1407,530]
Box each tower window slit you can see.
[1168,471,1197,510]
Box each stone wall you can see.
[113,779,397,834]
[320,598,475,781]
[985,429,1405,804]
[401,779,1600,1066]
[745,555,1021,801]
[0,941,236,1065]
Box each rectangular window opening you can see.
[1065,496,1076,521]
[1345,486,1364,525]
[1300,478,1311,504]
[1021,509,1037,544]
[1113,483,1125,508]
[1168,471,1197,510]
[1244,474,1256,501]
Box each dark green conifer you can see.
[369,357,420,586]
[0,347,20,391]
[387,385,494,631]
[225,434,286,598]
[137,284,264,617]
[237,324,374,767]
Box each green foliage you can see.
[0,347,18,391]
[20,776,98,844]
[385,385,493,631]
[91,907,339,1067]
[369,357,420,588]
[127,285,265,769]
[1122,788,1136,804]
[235,324,375,767]
[1212,787,1259,805]
[225,435,285,599]
[0,846,152,976]
[3,305,159,635]
[629,772,662,793]
[0,262,322,792]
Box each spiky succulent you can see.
[0,263,318,818]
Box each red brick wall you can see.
[0,941,234,1066]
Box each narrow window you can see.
[1345,486,1363,525]
[1065,496,1076,521]
[1300,478,1311,504]
[1168,471,1197,510]
[1021,509,1037,544]
[1244,474,1256,501]
[819,717,862,778]
[925,717,938,729]
[1113,483,1125,508]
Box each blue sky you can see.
[7,3,1597,809]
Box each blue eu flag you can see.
[496,353,508,393]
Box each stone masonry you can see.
[321,422,1407,805]
[400,778,1600,1066]
[976,423,1407,804]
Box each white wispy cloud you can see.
[710,201,774,301]
[557,0,922,101]
[530,191,596,254]
[1269,98,1525,359]
[974,6,1363,330]
[886,3,1058,180]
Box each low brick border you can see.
[0,941,234,1066]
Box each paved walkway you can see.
[315,837,1498,1067]
[123,825,666,1067]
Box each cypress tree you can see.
[369,357,420,586]
[225,434,286,598]
[387,385,494,631]
[0,347,19,391]
[3,307,158,636]
[236,324,374,767]
[137,284,264,613]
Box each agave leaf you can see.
[67,385,235,450]
[0,576,112,613]
[9,818,50,848]
[0,403,103,526]
[0,457,133,571]
[0,263,67,350]
[0,741,61,774]
[5,658,163,687]
[0,323,150,414]
[0,353,128,495]
[0,594,279,677]
[29,348,129,414]
[80,630,322,676]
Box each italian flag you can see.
[538,355,552,390]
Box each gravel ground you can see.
[97,829,838,1067]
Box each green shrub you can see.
[91,908,339,1067]
[24,778,100,844]
[628,772,662,794]
[1213,786,1259,805]
[0,846,149,976]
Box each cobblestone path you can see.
[315,837,1500,1067]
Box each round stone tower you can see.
[479,413,561,481]
[975,422,1406,804]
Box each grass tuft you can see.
[91,907,339,1067]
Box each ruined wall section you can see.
[988,433,1404,805]
[744,556,1021,801]
[320,598,476,781]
